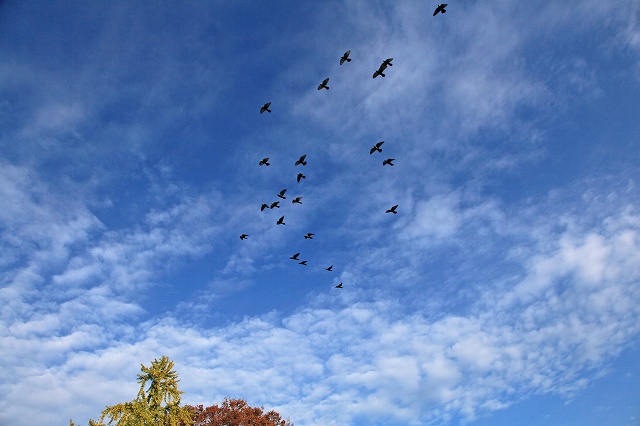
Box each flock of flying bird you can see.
[240,4,449,289]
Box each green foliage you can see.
[74,356,194,426]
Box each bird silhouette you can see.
[382,158,395,166]
[277,189,287,199]
[299,260,308,266]
[340,50,351,65]
[259,157,270,166]
[325,265,333,271]
[297,173,306,183]
[292,196,302,204]
[295,154,307,166]
[276,215,285,225]
[261,203,269,211]
[370,141,384,154]
[318,78,330,90]
[433,4,447,15]
[239,234,248,240]
[290,252,300,260]
[386,205,398,214]
[335,283,343,288]
[304,233,315,239]
[373,58,393,78]
[260,102,272,113]
[270,201,280,209]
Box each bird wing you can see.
[370,147,376,154]
[377,141,384,148]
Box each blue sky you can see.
[1,1,640,425]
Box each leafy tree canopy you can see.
[186,398,293,426]
[72,355,193,426]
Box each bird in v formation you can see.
[249,41,428,288]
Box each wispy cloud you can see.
[1,1,640,425]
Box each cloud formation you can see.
[1,1,640,425]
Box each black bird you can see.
[299,260,308,266]
[297,173,306,183]
[433,4,447,16]
[277,189,287,199]
[335,282,343,288]
[325,265,333,272]
[260,102,272,113]
[386,205,398,214]
[382,158,395,166]
[270,201,280,209]
[239,234,248,240]
[261,203,269,211]
[259,157,270,166]
[318,78,330,90]
[292,196,302,204]
[370,141,384,154]
[276,215,285,225]
[290,252,300,260]
[373,58,393,78]
[340,50,352,65]
[304,233,315,239]
[295,154,307,166]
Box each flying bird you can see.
[260,102,272,113]
[259,157,270,166]
[297,173,306,183]
[299,260,308,266]
[386,205,398,214]
[433,3,448,15]
[239,234,248,240]
[292,196,303,204]
[370,141,384,154]
[277,189,287,199]
[317,78,330,90]
[373,58,393,78]
[290,252,300,260]
[261,203,269,211]
[270,201,280,209]
[276,215,285,225]
[335,282,343,288]
[304,233,315,239]
[340,50,351,65]
[382,158,395,166]
[325,265,333,272]
[295,154,307,166]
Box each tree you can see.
[73,356,194,426]
[186,398,293,426]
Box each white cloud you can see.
[1,1,639,426]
